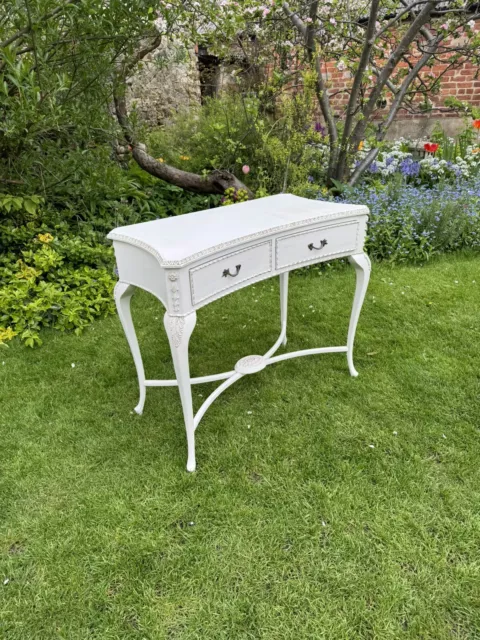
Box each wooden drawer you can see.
[190,241,272,305]
[275,221,360,270]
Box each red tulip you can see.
[424,142,439,154]
[473,119,480,129]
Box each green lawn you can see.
[1,252,480,639]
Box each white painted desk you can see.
[108,194,370,471]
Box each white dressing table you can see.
[108,194,370,471]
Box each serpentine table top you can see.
[108,193,368,267]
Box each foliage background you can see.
[1,2,480,347]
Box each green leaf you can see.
[23,199,37,215]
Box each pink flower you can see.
[262,7,270,17]
[329,17,336,25]
[242,165,250,174]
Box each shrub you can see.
[320,179,480,262]
[0,162,223,347]
[0,195,116,347]
[147,87,327,195]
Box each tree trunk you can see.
[113,93,253,198]
[132,146,254,195]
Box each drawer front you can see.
[275,221,360,270]
[190,241,272,305]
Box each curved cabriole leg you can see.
[280,272,289,346]
[115,282,146,414]
[347,253,371,377]
[164,311,197,472]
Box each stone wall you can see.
[126,41,201,126]
[126,25,479,140]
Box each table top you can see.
[107,194,368,267]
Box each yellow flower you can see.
[358,140,364,151]
[472,148,480,154]
[0,326,17,345]
[15,261,39,281]
[38,233,53,244]
[179,155,190,161]
[156,157,165,163]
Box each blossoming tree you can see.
[274,0,480,184]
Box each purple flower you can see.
[308,175,314,183]
[399,158,420,177]
[314,122,326,136]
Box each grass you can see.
[1,252,480,639]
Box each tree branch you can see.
[348,148,380,186]
[121,32,163,77]
[0,0,80,49]
[376,0,432,38]
[350,0,437,147]
[349,44,440,186]
[282,0,338,179]
[112,36,252,197]
[281,2,306,37]
[337,0,381,178]
[113,94,252,196]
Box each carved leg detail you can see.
[280,272,288,346]
[115,282,146,414]
[164,312,197,472]
[347,253,371,377]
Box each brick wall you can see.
[319,24,480,138]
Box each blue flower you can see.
[399,158,420,177]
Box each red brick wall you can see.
[320,25,480,122]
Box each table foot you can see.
[280,272,288,346]
[347,361,359,378]
[164,312,197,472]
[115,282,147,413]
[347,253,371,377]
[134,401,144,415]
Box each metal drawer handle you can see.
[222,264,241,278]
[308,239,328,251]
